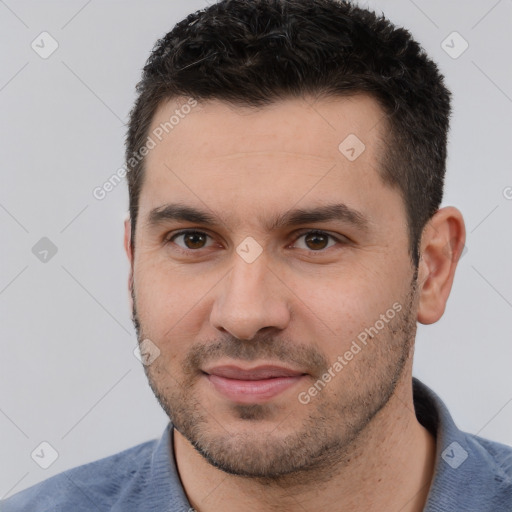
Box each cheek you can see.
[133,261,216,342]
[286,263,406,352]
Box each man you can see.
[3,0,511,510]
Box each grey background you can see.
[1,0,511,498]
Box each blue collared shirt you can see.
[3,378,512,511]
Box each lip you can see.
[203,365,307,404]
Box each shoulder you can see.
[469,433,512,483]
[413,378,512,509]
[451,431,512,509]
[1,439,157,512]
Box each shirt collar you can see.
[414,377,511,511]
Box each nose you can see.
[209,252,291,341]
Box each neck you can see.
[173,372,436,512]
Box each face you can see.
[127,94,419,479]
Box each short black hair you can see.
[126,0,451,266]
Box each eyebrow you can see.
[146,202,370,232]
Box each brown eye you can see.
[293,230,339,251]
[169,231,212,251]
[304,232,329,250]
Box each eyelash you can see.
[165,229,347,254]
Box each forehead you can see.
[147,94,386,162]
[138,94,401,232]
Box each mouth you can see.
[202,365,308,404]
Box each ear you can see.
[124,216,134,298]
[416,206,466,325]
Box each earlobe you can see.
[416,207,466,325]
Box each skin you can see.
[124,94,466,511]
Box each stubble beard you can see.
[130,274,419,486]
